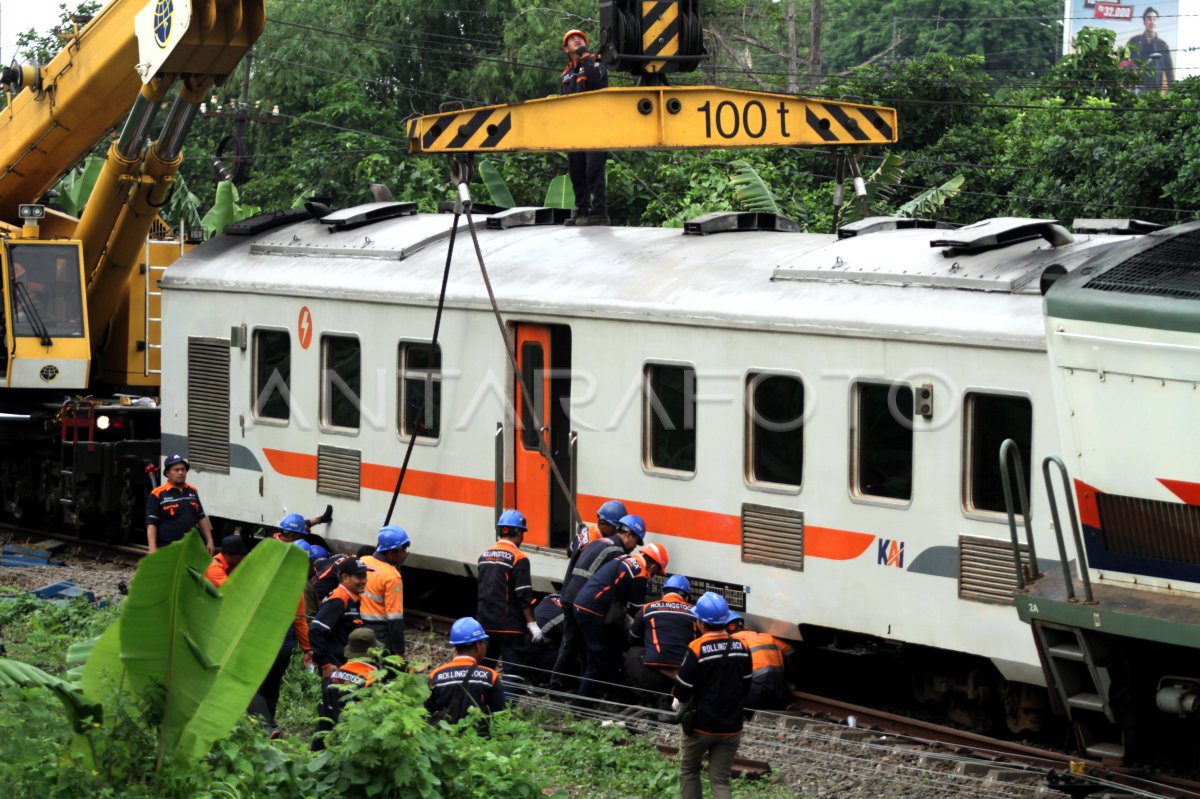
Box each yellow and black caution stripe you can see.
[805,103,895,143]
[641,0,680,74]
[416,109,514,152]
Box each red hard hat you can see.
[562,29,588,49]
[641,542,669,571]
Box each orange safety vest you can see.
[359,554,404,623]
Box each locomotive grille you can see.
[1097,493,1200,566]
[186,337,230,474]
[317,445,361,500]
[741,503,804,571]
[959,535,1031,604]
[1083,231,1200,299]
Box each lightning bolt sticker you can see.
[298,306,313,350]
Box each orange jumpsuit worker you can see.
[204,534,247,585]
[731,618,797,710]
[360,525,411,657]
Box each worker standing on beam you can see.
[560,29,610,227]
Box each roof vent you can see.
[684,211,801,236]
[322,201,417,232]
[224,208,312,237]
[486,206,572,229]
[437,200,507,215]
[1071,218,1165,235]
[837,216,959,239]
[930,217,1073,256]
[1083,228,1200,300]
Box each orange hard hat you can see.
[641,542,669,571]
[562,29,588,49]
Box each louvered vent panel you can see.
[959,535,1031,605]
[187,338,230,474]
[741,503,803,572]
[1083,231,1200,299]
[318,445,361,499]
[1097,493,1200,566]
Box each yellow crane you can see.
[0,0,263,538]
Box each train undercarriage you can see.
[0,395,159,544]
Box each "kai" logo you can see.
[877,538,905,568]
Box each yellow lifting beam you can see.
[407,86,896,154]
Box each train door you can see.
[513,323,572,548]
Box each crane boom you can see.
[408,86,896,154]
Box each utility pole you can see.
[808,0,822,90]
[202,49,281,184]
[785,0,798,94]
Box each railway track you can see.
[0,521,147,560]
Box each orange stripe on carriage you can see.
[262,448,874,559]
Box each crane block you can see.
[407,87,897,154]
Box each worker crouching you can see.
[426,617,507,737]
[311,627,384,751]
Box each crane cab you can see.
[1,232,91,389]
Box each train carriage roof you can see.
[163,210,1130,350]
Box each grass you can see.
[0,595,803,798]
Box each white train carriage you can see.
[159,207,1133,726]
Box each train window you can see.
[964,393,1032,514]
[399,342,441,440]
[747,373,804,488]
[853,382,913,501]
[519,342,545,450]
[320,334,360,431]
[644,364,697,474]
[252,329,290,422]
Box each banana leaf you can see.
[479,160,515,208]
[898,175,966,218]
[544,175,575,209]
[0,657,102,734]
[118,531,307,766]
[839,151,906,225]
[729,160,781,215]
[56,156,104,217]
[201,180,262,238]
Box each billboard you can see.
[1063,1,1196,90]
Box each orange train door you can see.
[513,323,572,548]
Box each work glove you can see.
[575,46,590,58]
[528,622,545,644]
[671,697,682,712]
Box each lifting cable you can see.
[384,156,582,536]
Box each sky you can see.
[0,1,114,65]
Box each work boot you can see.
[587,213,611,226]
[563,209,589,226]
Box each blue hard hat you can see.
[309,544,330,561]
[617,514,646,542]
[597,500,627,526]
[663,574,691,596]
[693,592,736,625]
[448,616,489,646]
[278,513,307,534]
[377,525,411,553]
[163,453,189,471]
[294,539,312,553]
[497,509,528,532]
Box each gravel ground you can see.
[0,539,136,600]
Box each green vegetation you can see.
[18,2,1197,230]
[0,567,802,798]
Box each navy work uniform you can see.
[145,481,206,546]
[626,591,699,699]
[476,537,534,684]
[528,594,567,682]
[424,654,507,736]
[310,582,365,671]
[573,553,653,699]
[553,533,625,684]
[560,29,610,223]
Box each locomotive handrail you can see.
[494,422,505,525]
[1042,454,1095,604]
[999,438,1039,589]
